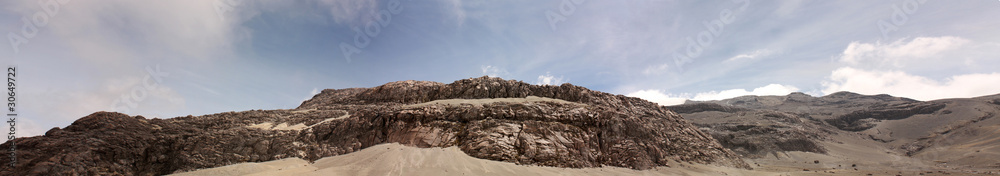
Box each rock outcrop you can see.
[0,76,749,175]
[666,103,829,158]
[824,102,946,131]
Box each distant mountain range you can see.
[670,91,1000,171]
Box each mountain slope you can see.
[675,92,1000,171]
[0,76,748,175]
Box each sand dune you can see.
[172,142,999,176]
[171,143,765,176]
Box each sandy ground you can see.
[169,143,1000,176]
[171,143,753,176]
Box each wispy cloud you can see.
[302,88,321,103]
[642,64,671,75]
[724,49,776,63]
[39,0,249,64]
[444,0,467,26]
[316,0,380,26]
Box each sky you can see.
[1,0,999,137]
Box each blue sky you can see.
[2,0,999,136]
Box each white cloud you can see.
[444,0,467,26]
[481,65,509,78]
[724,49,775,63]
[626,90,689,106]
[302,88,321,103]
[822,67,1000,101]
[626,84,800,106]
[691,84,800,101]
[839,36,970,67]
[310,88,321,95]
[30,0,252,64]
[642,64,670,75]
[535,72,565,86]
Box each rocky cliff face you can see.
[0,76,749,175]
[666,103,830,158]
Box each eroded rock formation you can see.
[0,76,749,175]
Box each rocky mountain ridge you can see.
[0,76,748,175]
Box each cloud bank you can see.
[839,36,970,68]
[536,72,565,86]
[822,67,1000,101]
[627,84,799,106]
[825,36,1000,101]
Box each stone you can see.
[0,76,748,175]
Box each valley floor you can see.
[171,143,999,176]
